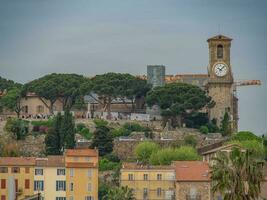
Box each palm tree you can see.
[103,186,136,200]
[211,148,263,200]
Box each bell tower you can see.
[207,35,237,132]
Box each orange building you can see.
[65,149,99,200]
[0,157,35,200]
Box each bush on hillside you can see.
[99,158,121,171]
[149,146,200,165]
[76,123,86,132]
[93,119,108,127]
[199,125,209,134]
[134,141,160,164]
[5,118,29,140]
[80,128,93,140]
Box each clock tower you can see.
[207,35,237,132]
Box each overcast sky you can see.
[0,0,266,134]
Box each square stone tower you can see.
[207,35,237,132]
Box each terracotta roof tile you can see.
[65,148,98,157]
[0,157,36,166]
[173,161,210,181]
[36,156,65,167]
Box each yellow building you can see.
[120,163,176,200]
[65,149,99,200]
[34,156,66,200]
[0,157,35,200]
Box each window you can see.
[70,168,74,177]
[85,196,93,200]
[143,174,148,181]
[157,174,162,180]
[1,195,6,200]
[56,198,66,200]
[25,179,30,189]
[34,180,44,191]
[35,168,43,175]
[88,183,92,191]
[11,167,20,173]
[217,44,223,59]
[73,157,79,161]
[128,174,134,181]
[25,167,30,173]
[157,188,162,196]
[36,105,44,113]
[15,179,18,191]
[0,167,7,173]
[143,188,148,198]
[85,157,91,161]
[56,181,66,191]
[88,169,92,177]
[70,182,74,191]
[57,169,65,175]
[1,179,6,189]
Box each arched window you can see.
[217,44,223,59]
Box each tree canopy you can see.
[0,87,24,117]
[45,111,75,155]
[146,82,214,127]
[134,141,160,164]
[211,148,263,200]
[90,73,151,116]
[91,124,113,156]
[0,76,21,91]
[149,146,200,165]
[24,73,90,113]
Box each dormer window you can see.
[217,44,223,59]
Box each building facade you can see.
[120,163,176,200]
[34,156,66,200]
[65,149,98,200]
[174,161,211,200]
[0,148,98,200]
[120,161,212,200]
[0,157,35,200]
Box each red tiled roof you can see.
[65,149,98,157]
[36,156,65,167]
[0,157,36,166]
[173,161,210,181]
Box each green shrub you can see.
[80,128,93,140]
[134,141,160,164]
[184,135,197,147]
[76,123,86,132]
[232,131,261,142]
[5,118,29,140]
[111,127,131,138]
[99,158,121,171]
[93,119,108,127]
[31,119,54,127]
[150,146,200,165]
[104,153,120,162]
[199,125,209,134]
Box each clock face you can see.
[214,63,228,77]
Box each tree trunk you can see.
[107,97,112,120]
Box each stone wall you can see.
[175,181,212,200]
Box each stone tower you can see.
[207,35,237,132]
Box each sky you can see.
[0,0,266,134]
